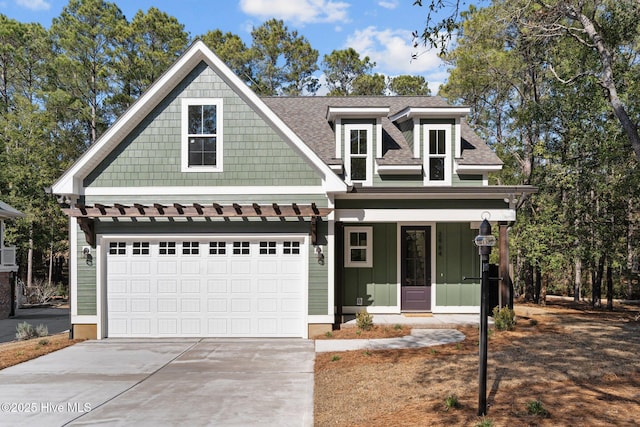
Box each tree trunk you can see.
[571,8,640,162]
[592,255,604,308]
[524,261,534,302]
[539,272,547,306]
[606,262,613,311]
[27,224,33,288]
[534,266,542,304]
[574,257,582,302]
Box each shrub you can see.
[331,355,341,362]
[526,399,549,417]
[15,322,48,340]
[393,323,402,330]
[324,331,333,338]
[475,418,494,427]
[356,309,374,331]
[35,324,48,337]
[492,306,516,331]
[37,338,50,347]
[444,394,460,410]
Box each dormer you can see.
[389,106,470,186]
[327,106,390,186]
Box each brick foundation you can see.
[0,272,12,320]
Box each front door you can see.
[401,226,431,311]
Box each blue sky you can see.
[0,0,481,94]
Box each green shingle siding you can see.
[308,220,329,315]
[85,62,321,188]
[76,224,97,315]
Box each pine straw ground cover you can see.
[0,333,81,370]
[315,300,640,426]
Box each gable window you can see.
[424,125,451,185]
[344,124,372,186]
[181,98,223,172]
[344,226,373,268]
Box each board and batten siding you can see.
[343,223,397,307]
[84,62,322,188]
[435,222,481,306]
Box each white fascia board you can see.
[376,164,423,175]
[326,107,390,121]
[335,208,516,223]
[455,162,503,172]
[389,107,472,122]
[52,40,346,196]
[83,186,327,196]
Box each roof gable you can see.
[52,41,346,196]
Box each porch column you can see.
[498,222,513,309]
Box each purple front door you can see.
[401,226,431,311]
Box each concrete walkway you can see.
[315,313,482,353]
[315,328,466,352]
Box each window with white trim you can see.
[344,124,372,185]
[109,242,126,255]
[209,242,226,255]
[159,242,176,255]
[181,98,223,172]
[424,125,451,185]
[259,241,277,255]
[283,241,300,254]
[233,241,250,255]
[344,226,373,268]
[182,241,199,255]
[132,242,150,255]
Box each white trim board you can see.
[335,209,516,222]
[83,186,327,196]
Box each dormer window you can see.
[424,124,451,185]
[181,98,223,172]
[345,124,373,185]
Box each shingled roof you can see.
[261,96,502,168]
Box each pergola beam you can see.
[67,203,332,218]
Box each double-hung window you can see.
[424,125,451,185]
[344,124,372,185]
[182,98,223,172]
[344,226,373,268]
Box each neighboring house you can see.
[0,201,24,319]
[51,41,536,340]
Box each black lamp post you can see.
[477,218,492,416]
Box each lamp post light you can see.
[475,218,494,416]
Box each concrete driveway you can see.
[0,338,314,426]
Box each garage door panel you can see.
[181,280,200,293]
[231,279,251,293]
[131,319,151,335]
[107,237,305,338]
[207,279,227,293]
[130,261,151,275]
[158,318,178,334]
[158,280,177,293]
[158,299,177,312]
[158,261,177,275]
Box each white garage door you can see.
[105,236,306,338]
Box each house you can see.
[0,201,24,319]
[51,41,535,340]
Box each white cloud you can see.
[345,26,442,74]
[378,0,398,9]
[344,26,449,94]
[240,0,350,24]
[16,0,50,11]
